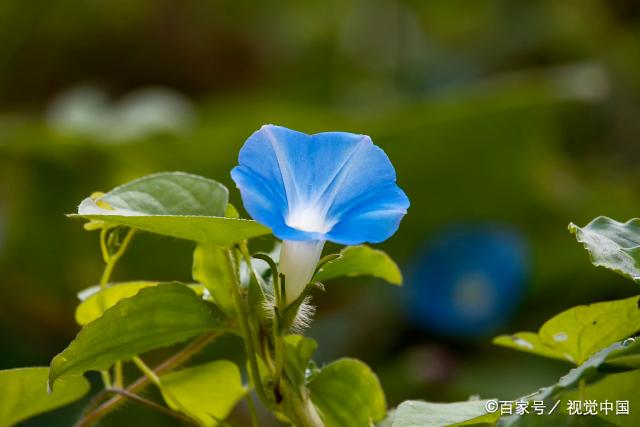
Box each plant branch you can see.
[99,227,136,288]
[227,248,271,407]
[74,332,219,427]
[132,356,162,388]
[96,227,136,388]
[245,392,260,427]
[105,388,198,425]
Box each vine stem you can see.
[97,227,136,388]
[105,388,198,425]
[74,332,219,427]
[240,242,324,426]
[132,356,162,388]
[226,248,270,406]
[99,228,136,288]
[245,392,260,427]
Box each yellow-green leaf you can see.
[50,283,227,389]
[72,172,269,245]
[75,281,206,325]
[494,295,640,364]
[0,367,89,427]
[160,360,246,427]
[314,245,402,285]
[391,400,499,427]
[309,358,387,427]
[192,244,237,318]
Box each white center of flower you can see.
[286,206,332,233]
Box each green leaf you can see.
[500,341,638,426]
[49,283,227,389]
[602,337,640,369]
[391,400,499,427]
[75,281,156,325]
[494,332,568,362]
[72,172,269,245]
[513,339,638,404]
[283,335,318,387]
[569,217,640,283]
[0,367,90,427]
[193,243,238,318]
[563,370,640,427]
[308,358,386,427]
[160,360,246,427]
[314,245,402,285]
[76,281,207,325]
[494,295,640,364]
[499,412,617,426]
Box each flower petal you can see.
[231,125,409,244]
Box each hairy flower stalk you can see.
[232,124,409,306]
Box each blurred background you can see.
[1,0,640,425]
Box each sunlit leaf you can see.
[49,283,228,389]
[75,281,157,325]
[494,332,568,362]
[569,217,640,283]
[192,243,237,318]
[563,370,640,426]
[72,172,270,245]
[75,281,207,325]
[391,400,499,427]
[0,367,89,427]
[160,360,246,427]
[314,245,402,285]
[500,340,638,426]
[494,295,640,364]
[500,412,616,426]
[308,358,386,427]
[511,339,638,404]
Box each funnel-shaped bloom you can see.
[231,125,409,304]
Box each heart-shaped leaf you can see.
[569,216,640,283]
[390,399,499,427]
[160,360,246,426]
[499,339,639,426]
[308,358,386,427]
[75,281,207,325]
[494,295,640,364]
[49,283,228,389]
[72,172,270,246]
[314,245,402,285]
[192,244,237,318]
[0,367,89,427]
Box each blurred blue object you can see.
[407,225,529,338]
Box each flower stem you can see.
[245,392,260,427]
[293,398,324,427]
[279,380,324,427]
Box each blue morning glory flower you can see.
[231,125,409,304]
[406,225,529,338]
